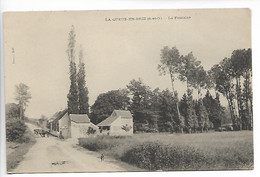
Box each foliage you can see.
[157,46,252,132]
[87,127,96,135]
[90,89,130,124]
[14,83,32,119]
[195,99,210,132]
[77,47,89,114]
[6,120,28,143]
[6,125,36,171]
[67,26,79,114]
[127,78,153,117]
[6,103,20,119]
[158,46,181,91]
[127,79,160,131]
[158,47,182,130]
[78,136,123,151]
[79,131,253,170]
[179,89,196,133]
[209,48,252,130]
[121,124,132,132]
[158,89,177,132]
[193,66,207,98]
[202,91,226,129]
[121,142,210,170]
[178,52,201,89]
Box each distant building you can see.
[47,109,98,139]
[97,110,133,136]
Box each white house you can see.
[70,114,99,139]
[97,110,133,136]
[47,109,98,139]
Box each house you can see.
[70,114,99,139]
[47,109,98,139]
[97,110,133,136]
[47,109,71,138]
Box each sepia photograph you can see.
[3,9,253,173]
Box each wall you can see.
[71,122,90,139]
[110,116,133,136]
[58,114,71,138]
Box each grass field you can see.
[6,125,36,172]
[79,131,253,171]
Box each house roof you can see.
[97,110,132,127]
[70,114,90,123]
[114,110,133,119]
[97,115,118,127]
[48,109,68,122]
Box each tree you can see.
[209,48,252,130]
[127,79,162,132]
[67,26,79,114]
[77,46,89,114]
[127,78,153,123]
[178,52,201,91]
[242,48,252,130]
[5,103,20,119]
[202,91,224,129]
[208,64,222,95]
[230,49,247,130]
[179,89,195,133]
[158,89,177,132]
[196,99,209,132]
[158,46,182,131]
[14,83,32,120]
[233,48,252,130]
[173,92,185,133]
[158,46,181,92]
[193,66,207,99]
[90,89,130,124]
[211,58,238,130]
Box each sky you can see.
[4,9,251,118]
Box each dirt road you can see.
[12,123,139,173]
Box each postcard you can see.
[4,9,252,173]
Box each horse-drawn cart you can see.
[34,128,50,137]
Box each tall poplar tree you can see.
[158,46,183,132]
[67,26,79,114]
[77,46,89,114]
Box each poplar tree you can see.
[158,46,182,133]
[77,46,90,114]
[67,26,79,114]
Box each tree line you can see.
[89,47,252,133]
[66,26,252,133]
[209,49,252,130]
[5,26,252,134]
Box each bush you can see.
[6,120,27,143]
[6,124,36,171]
[79,132,253,170]
[121,142,210,170]
[78,136,125,151]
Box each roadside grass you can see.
[6,125,36,172]
[78,131,253,171]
